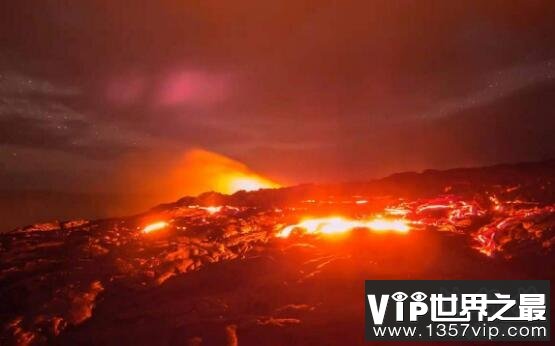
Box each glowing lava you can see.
[142,221,169,234]
[276,216,410,238]
[200,206,222,214]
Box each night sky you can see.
[1,1,555,227]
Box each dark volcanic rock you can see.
[0,161,554,345]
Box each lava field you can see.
[1,161,554,345]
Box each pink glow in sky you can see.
[157,70,229,108]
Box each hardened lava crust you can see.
[1,161,554,345]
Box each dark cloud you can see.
[0,0,554,192]
[240,79,555,182]
[0,113,136,159]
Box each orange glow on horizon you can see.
[172,149,280,195]
[143,221,169,234]
[229,176,277,192]
[276,216,410,238]
[116,149,281,204]
[220,174,279,193]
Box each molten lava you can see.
[2,161,554,345]
[276,216,410,238]
[142,221,169,234]
[200,206,222,214]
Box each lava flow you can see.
[142,221,169,234]
[1,161,554,345]
[276,216,410,238]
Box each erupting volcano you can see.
[1,160,554,345]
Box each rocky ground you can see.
[1,161,554,345]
